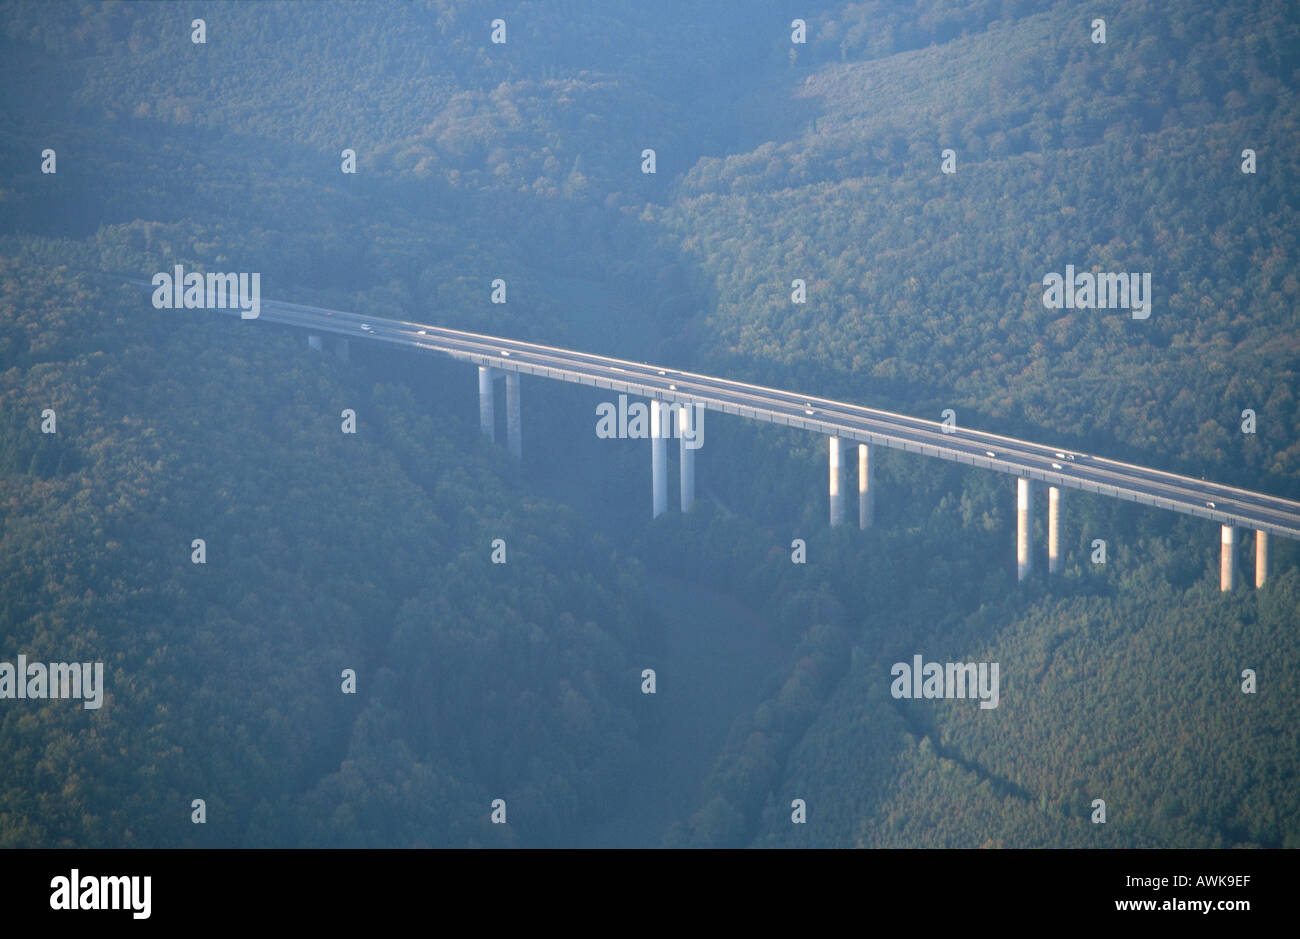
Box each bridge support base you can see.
[335,337,349,362]
[1221,525,1237,591]
[1017,478,1035,582]
[478,367,496,442]
[1255,530,1268,589]
[308,334,323,353]
[858,443,873,529]
[651,401,668,518]
[506,372,521,460]
[679,405,695,512]
[829,436,845,527]
[1048,485,1061,574]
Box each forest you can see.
[0,0,1297,848]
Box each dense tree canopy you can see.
[0,0,1296,848]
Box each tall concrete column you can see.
[1255,530,1269,588]
[308,334,323,352]
[651,400,667,518]
[829,436,845,527]
[679,404,695,512]
[478,366,495,442]
[1048,485,1061,575]
[335,337,349,362]
[1220,525,1237,592]
[1017,477,1035,582]
[505,372,521,460]
[858,443,873,529]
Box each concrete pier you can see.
[1048,485,1061,575]
[651,401,667,518]
[335,337,350,362]
[1256,530,1268,588]
[679,404,695,512]
[1221,525,1237,591]
[478,366,495,442]
[1017,477,1035,582]
[829,436,845,527]
[858,443,873,529]
[505,372,521,460]
[308,334,323,352]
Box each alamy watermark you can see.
[0,655,104,709]
[890,655,1000,709]
[1043,264,1151,320]
[152,264,260,319]
[50,869,150,919]
[596,395,704,449]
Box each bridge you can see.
[219,295,1300,591]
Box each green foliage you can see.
[1,0,1297,849]
[655,0,1300,492]
[0,263,652,846]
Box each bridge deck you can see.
[221,295,1300,541]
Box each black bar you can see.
[0,849,1284,927]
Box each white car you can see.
[1206,501,1216,509]
[657,370,666,376]
[360,324,373,332]
[1054,452,1066,459]
[985,450,996,458]
[805,408,815,416]
[417,329,426,335]
[669,384,677,391]
[500,350,511,356]
[1051,462,1063,470]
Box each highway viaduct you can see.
[235,296,1300,592]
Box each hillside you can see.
[0,0,1297,849]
